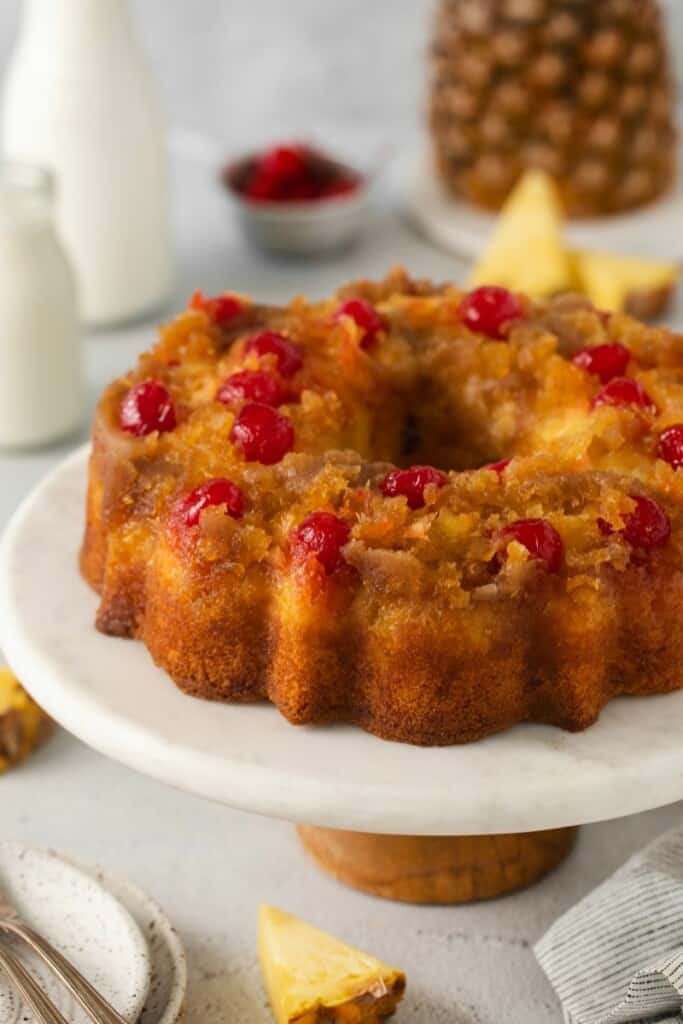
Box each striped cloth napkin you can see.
[535,826,683,1024]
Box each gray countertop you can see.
[1,3,683,1021]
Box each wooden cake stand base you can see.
[297,825,578,904]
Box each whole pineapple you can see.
[429,0,676,216]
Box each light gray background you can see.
[0,1,679,149]
[0,1,429,147]
[1,3,683,1022]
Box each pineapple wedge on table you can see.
[468,169,573,298]
[258,905,406,1024]
[469,169,678,316]
[571,250,678,320]
[0,667,51,772]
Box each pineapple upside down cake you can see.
[82,269,683,746]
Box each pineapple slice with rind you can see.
[468,170,573,298]
[571,249,677,319]
[0,667,51,773]
[258,905,406,1024]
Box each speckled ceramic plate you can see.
[0,843,151,1024]
[73,861,186,1024]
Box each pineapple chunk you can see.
[0,667,51,773]
[571,249,677,318]
[469,170,573,298]
[258,905,406,1024]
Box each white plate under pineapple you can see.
[3,446,683,837]
[396,143,683,263]
[0,843,150,1024]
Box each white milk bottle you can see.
[2,0,173,326]
[0,163,82,448]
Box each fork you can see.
[0,902,129,1024]
[0,943,69,1024]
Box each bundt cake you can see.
[81,269,683,745]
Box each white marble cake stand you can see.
[3,446,683,903]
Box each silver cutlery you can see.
[0,943,69,1024]
[0,900,129,1024]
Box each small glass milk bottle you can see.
[0,163,82,448]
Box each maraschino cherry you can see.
[591,377,657,413]
[290,512,350,574]
[190,290,244,326]
[175,479,244,527]
[497,518,563,573]
[485,457,512,475]
[244,331,303,377]
[381,465,448,510]
[218,370,287,408]
[120,380,176,436]
[460,286,523,339]
[334,298,385,350]
[600,495,670,551]
[572,342,630,384]
[657,425,683,469]
[230,402,294,464]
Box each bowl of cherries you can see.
[222,142,368,255]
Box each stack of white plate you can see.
[0,843,186,1024]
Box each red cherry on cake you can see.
[498,518,563,573]
[176,478,244,528]
[334,298,385,350]
[208,295,243,325]
[622,495,670,550]
[217,369,288,408]
[381,465,448,510]
[599,495,670,550]
[572,342,630,384]
[120,379,176,436]
[657,424,683,469]
[230,402,294,464]
[291,512,350,575]
[591,377,657,413]
[460,286,523,339]
[244,331,303,377]
[191,290,243,326]
[485,457,512,475]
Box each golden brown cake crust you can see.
[82,271,683,745]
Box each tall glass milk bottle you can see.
[0,163,82,447]
[2,0,173,326]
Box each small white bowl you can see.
[222,156,369,256]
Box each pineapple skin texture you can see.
[430,0,676,217]
[258,905,406,1024]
